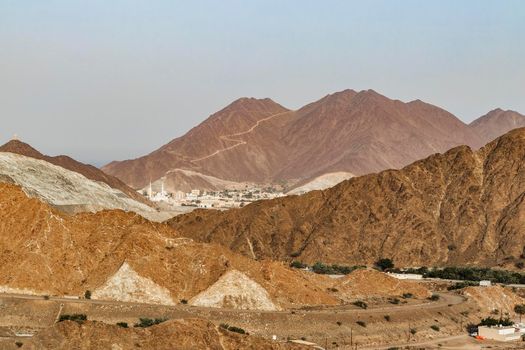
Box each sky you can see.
[1,1,524,166]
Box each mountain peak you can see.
[0,139,44,159]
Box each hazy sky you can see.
[1,1,524,166]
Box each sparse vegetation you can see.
[375,258,394,271]
[478,316,513,327]
[180,299,188,304]
[388,297,400,305]
[15,342,23,348]
[429,294,440,301]
[410,328,417,335]
[515,304,525,322]
[134,317,168,328]
[430,325,440,331]
[336,321,342,326]
[384,315,391,321]
[447,281,478,290]
[58,314,87,324]
[220,323,246,334]
[84,290,91,299]
[290,261,307,269]
[402,293,413,299]
[116,322,128,328]
[352,300,368,309]
[356,320,366,327]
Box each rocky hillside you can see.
[103,89,485,192]
[0,140,152,207]
[0,182,390,310]
[0,152,152,214]
[469,108,525,145]
[21,319,308,350]
[169,128,525,267]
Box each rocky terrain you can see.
[0,140,152,207]
[0,152,152,214]
[20,319,307,350]
[103,89,499,193]
[1,182,437,311]
[469,108,525,145]
[169,128,525,267]
[286,172,354,195]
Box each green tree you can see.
[375,258,394,271]
[515,304,525,322]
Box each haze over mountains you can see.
[169,128,525,268]
[102,89,525,193]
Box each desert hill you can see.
[0,139,152,207]
[103,89,487,193]
[168,128,525,267]
[21,319,308,350]
[469,108,525,145]
[0,182,386,310]
[0,152,152,214]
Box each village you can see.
[144,182,285,209]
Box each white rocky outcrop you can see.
[92,262,175,305]
[189,270,279,311]
[0,152,152,213]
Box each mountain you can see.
[102,89,484,193]
[0,182,347,310]
[168,128,525,268]
[469,108,525,144]
[0,139,152,207]
[0,152,153,214]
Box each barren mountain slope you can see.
[169,128,525,267]
[21,319,308,350]
[102,98,291,188]
[0,152,152,214]
[469,108,525,145]
[103,89,484,192]
[0,182,338,309]
[0,140,152,207]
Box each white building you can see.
[387,273,423,280]
[480,280,492,287]
[478,325,525,341]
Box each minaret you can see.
[148,180,152,199]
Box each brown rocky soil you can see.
[169,128,525,267]
[103,89,489,192]
[460,285,525,316]
[20,319,308,350]
[333,269,431,300]
[0,182,341,309]
[0,139,153,207]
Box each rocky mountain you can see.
[2,182,403,310]
[0,139,152,207]
[469,108,525,145]
[168,128,525,268]
[21,319,308,350]
[103,89,485,192]
[0,152,153,214]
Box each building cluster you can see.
[145,183,284,209]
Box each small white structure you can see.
[478,325,524,341]
[480,280,492,287]
[387,273,423,280]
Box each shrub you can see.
[336,321,342,326]
[384,315,391,322]
[116,322,128,328]
[447,281,478,290]
[15,342,23,348]
[429,294,440,301]
[290,261,307,269]
[84,290,92,299]
[180,299,188,304]
[43,295,50,300]
[353,300,368,309]
[375,258,394,271]
[220,323,246,334]
[134,317,167,328]
[388,297,400,305]
[402,293,413,299]
[430,325,440,331]
[516,262,525,269]
[479,316,513,327]
[58,314,87,324]
[356,320,366,327]
[410,328,417,335]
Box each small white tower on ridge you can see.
[148,180,153,199]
